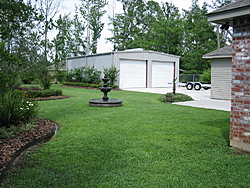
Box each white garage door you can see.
[152,61,174,87]
[119,60,146,89]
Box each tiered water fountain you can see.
[88,75,123,107]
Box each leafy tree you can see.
[143,1,183,54]
[0,0,38,92]
[107,0,183,54]
[78,0,107,54]
[107,0,147,51]
[53,14,73,70]
[71,10,86,56]
[0,0,36,49]
[33,0,63,64]
[211,0,237,9]
[181,0,217,73]
[0,43,20,93]
[201,68,211,82]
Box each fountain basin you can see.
[89,99,123,107]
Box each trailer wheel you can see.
[186,83,193,90]
[194,83,201,90]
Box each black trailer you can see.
[185,82,211,91]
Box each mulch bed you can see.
[0,118,55,175]
[0,94,69,178]
[34,95,69,101]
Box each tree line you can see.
[0,0,235,92]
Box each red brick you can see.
[244,100,250,104]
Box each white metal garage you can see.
[66,49,180,89]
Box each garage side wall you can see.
[211,58,231,100]
[66,57,87,70]
[66,53,113,77]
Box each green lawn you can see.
[3,85,250,187]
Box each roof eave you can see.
[202,55,232,59]
[207,6,250,25]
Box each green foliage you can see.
[63,81,118,89]
[66,67,85,82]
[0,43,21,93]
[77,0,107,54]
[0,123,35,139]
[0,0,36,42]
[201,68,211,82]
[211,0,237,9]
[0,91,38,128]
[158,93,194,103]
[20,71,36,84]
[15,89,63,98]
[66,66,101,84]
[103,65,120,85]
[181,1,217,72]
[83,65,101,83]
[55,70,66,84]
[37,69,53,90]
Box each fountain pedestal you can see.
[88,75,122,107]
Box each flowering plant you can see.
[0,91,38,128]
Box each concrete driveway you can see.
[122,86,231,111]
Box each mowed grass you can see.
[3,85,250,187]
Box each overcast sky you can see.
[58,0,214,53]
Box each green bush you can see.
[37,69,53,90]
[158,93,194,103]
[63,82,119,89]
[83,65,101,84]
[103,65,120,85]
[15,89,63,98]
[66,66,101,84]
[66,67,85,82]
[0,91,38,128]
[20,71,36,84]
[55,70,66,83]
[201,68,211,83]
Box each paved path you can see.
[122,86,231,111]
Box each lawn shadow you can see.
[202,118,230,146]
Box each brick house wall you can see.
[230,17,250,152]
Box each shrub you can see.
[158,93,194,103]
[0,91,38,128]
[15,89,63,98]
[37,69,53,90]
[83,65,101,84]
[200,68,211,83]
[66,67,85,82]
[14,86,42,91]
[55,70,66,83]
[20,71,36,84]
[63,82,119,89]
[103,65,120,85]
[0,43,20,93]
